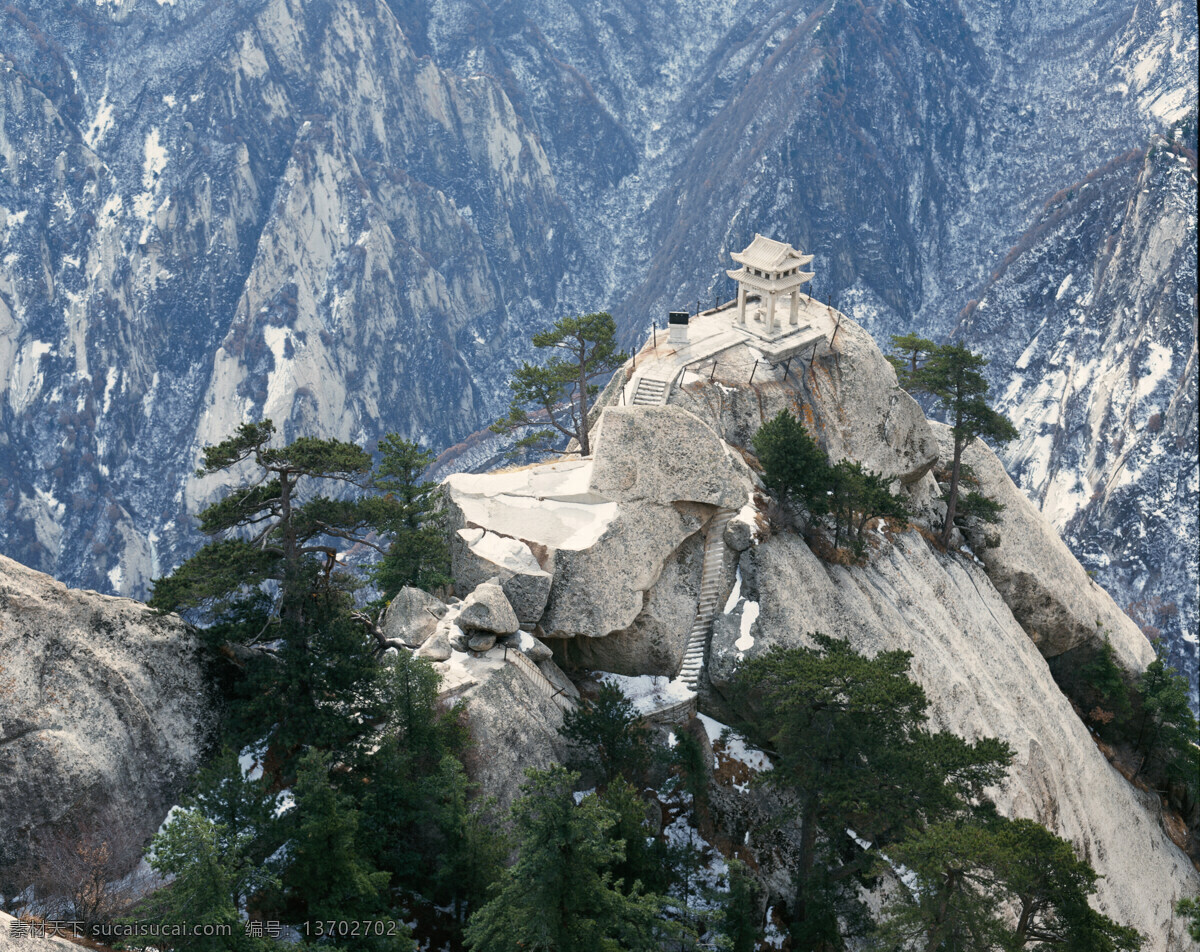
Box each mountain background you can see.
[0,0,1195,698]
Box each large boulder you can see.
[587,406,748,510]
[0,555,215,891]
[707,531,1196,950]
[380,586,447,647]
[929,422,1153,674]
[433,648,571,811]
[451,528,552,625]
[458,580,520,636]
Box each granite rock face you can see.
[0,555,215,890]
[667,313,938,486]
[930,422,1154,674]
[709,531,1194,950]
[451,529,552,625]
[445,406,750,655]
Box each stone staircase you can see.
[631,376,671,405]
[505,646,576,712]
[678,509,735,688]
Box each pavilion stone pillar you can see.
[789,289,799,325]
[766,292,778,331]
[737,285,747,325]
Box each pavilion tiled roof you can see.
[730,234,814,272]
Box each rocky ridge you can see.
[958,136,1199,705]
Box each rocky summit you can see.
[435,299,1195,949]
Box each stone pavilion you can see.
[727,234,815,333]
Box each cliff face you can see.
[0,0,584,595]
[444,305,1193,948]
[0,554,215,892]
[958,139,1199,705]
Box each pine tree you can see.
[1132,655,1200,797]
[906,342,1018,547]
[431,756,508,926]
[284,750,394,925]
[886,333,938,387]
[464,765,664,952]
[490,311,628,458]
[149,420,382,628]
[561,681,652,787]
[599,777,670,897]
[714,860,761,952]
[879,817,1142,951]
[827,459,909,552]
[370,436,450,597]
[751,409,831,525]
[126,810,278,952]
[731,636,1011,944]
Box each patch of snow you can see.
[142,129,168,191]
[696,712,772,772]
[273,790,295,817]
[1054,273,1073,300]
[107,564,123,593]
[238,740,268,781]
[467,530,544,575]
[85,93,115,149]
[735,600,758,655]
[722,566,742,613]
[598,672,695,715]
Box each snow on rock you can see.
[697,713,773,775]
[735,601,758,656]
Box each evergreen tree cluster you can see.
[752,409,909,553]
[729,636,1145,951]
[1054,639,1199,825]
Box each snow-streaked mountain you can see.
[958,135,1198,705]
[0,0,1195,686]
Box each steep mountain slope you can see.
[958,136,1198,704]
[438,307,1195,949]
[1,0,585,593]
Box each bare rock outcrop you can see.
[445,406,750,669]
[929,422,1154,674]
[380,586,447,647]
[0,555,215,891]
[434,647,574,811]
[668,311,938,485]
[708,531,1196,950]
[451,529,552,625]
[458,580,520,636]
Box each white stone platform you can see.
[621,297,836,406]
